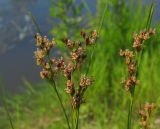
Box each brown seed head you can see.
[34,49,46,60]
[133,29,156,52]
[65,80,75,95]
[79,75,94,88]
[40,70,51,79]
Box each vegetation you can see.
[0,0,160,129]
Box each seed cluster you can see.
[133,29,155,52]
[34,30,97,109]
[34,33,55,79]
[139,103,155,129]
[120,29,155,92]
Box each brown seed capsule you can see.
[63,63,75,80]
[91,30,98,39]
[80,31,87,39]
[34,49,46,60]
[35,33,43,46]
[139,103,155,129]
[128,61,136,75]
[79,75,93,88]
[71,52,79,60]
[132,29,156,52]
[65,80,75,95]
[62,38,75,49]
[122,76,139,91]
[40,70,51,79]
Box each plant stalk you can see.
[49,79,71,129]
[86,1,108,75]
[72,107,80,129]
[48,55,71,129]
[127,1,155,129]
[127,93,134,129]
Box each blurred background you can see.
[0,0,160,129]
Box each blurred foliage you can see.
[1,0,160,129]
[49,0,93,39]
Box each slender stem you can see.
[28,12,42,34]
[76,108,80,129]
[72,107,79,129]
[127,1,155,129]
[86,2,108,75]
[146,0,155,31]
[47,55,71,129]
[49,80,71,129]
[127,94,134,129]
[82,0,92,14]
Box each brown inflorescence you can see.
[139,103,155,129]
[34,33,55,79]
[133,29,155,52]
[120,28,155,93]
[34,30,98,109]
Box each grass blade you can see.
[0,83,15,129]
[28,12,42,34]
[86,1,108,75]
[146,0,155,30]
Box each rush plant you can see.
[119,1,155,129]
[34,30,98,129]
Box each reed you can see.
[34,29,98,129]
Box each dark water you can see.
[0,0,159,92]
[0,0,51,92]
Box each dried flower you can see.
[91,30,98,39]
[120,28,155,93]
[128,61,136,75]
[40,69,51,79]
[79,75,94,88]
[34,49,46,59]
[119,49,134,65]
[65,80,75,95]
[133,29,155,52]
[63,63,75,80]
[121,76,139,91]
[62,38,75,49]
[139,103,155,129]
[51,57,65,70]
[34,30,96,110]
[81,30,98,45]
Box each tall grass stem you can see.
[86,2,108,75]
[127,1,155,129]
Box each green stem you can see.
[127,2,155,128]
[86,2,108,75]
[127,94,134,129]
[76,108,80,129]
[146,0,155,31]
[82,0,92,14]
[49,80,71,129]
[72,107,80,129]
[28,12,42,34]
[47,56,71,129]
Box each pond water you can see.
[0,0,51,92]
[0,0,159,92]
